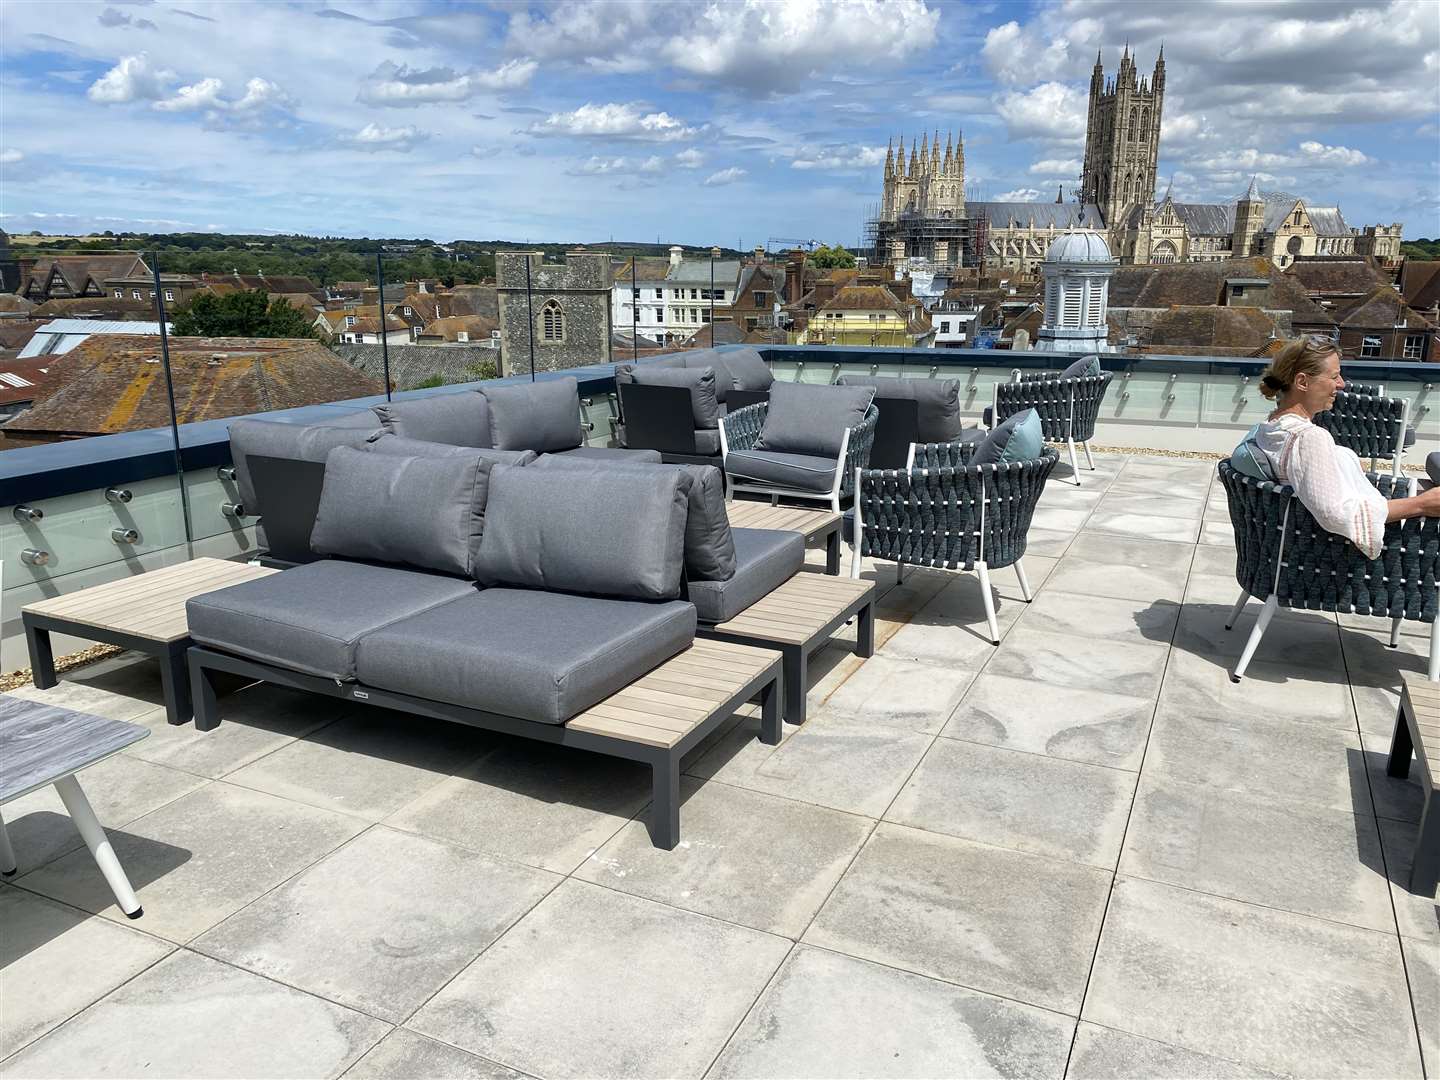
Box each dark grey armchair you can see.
[990,366,1113,486]
[1314,387,1413,479]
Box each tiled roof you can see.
[666,258,742,284]
[1,335,382,437]
[1400,260,1440,312]
[970,202,1106,229]
[0,293,35,313]
[22,255,148,296]
[1107,258,1334,324]
[420,315,498,341]
[819,286,909,314]
[199,272,325,298]
[1284,258,1393,298]
[0,355,51,406]
[1334,285,1435,329]
[1148,305,1281,349]
[29,296,159,319]
[612,258,674,284]
[439,286,499,319]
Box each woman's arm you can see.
[1385,484,1440,522]
[1285,426,1388,558]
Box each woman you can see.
[1250,334,1440,559]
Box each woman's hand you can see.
[1386,483,1440,522]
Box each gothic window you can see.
[1122,174,1132,202]
[1128,107,1138,140]
[1153,240,1178,264]
[540,299,564,342]
[1140,108,1150,141]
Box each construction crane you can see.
[765,237,818,255]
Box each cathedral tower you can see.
[1080,45,1165,229]
[1232,174,1265,257]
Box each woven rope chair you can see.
[1313,388,1411,479]
[720,402,878,513]
[849,442,1059,645]
[1217,461,1439,683]
[991,371,1113,487]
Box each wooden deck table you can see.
[725,500,844,575]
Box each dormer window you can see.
[345,315,357,327]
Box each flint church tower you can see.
[1080,46,1165,230]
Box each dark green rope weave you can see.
[1218,461,1438,621]
[995,372,1113,442]
[855,446,1058,572]
[721,402,879,498]
[1313,390,1406,460]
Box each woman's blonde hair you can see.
[1259,334,1338,401]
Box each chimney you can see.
[669,245,684,269]
[753,245,765,264]
[785,249,805,308]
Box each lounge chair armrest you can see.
[839,405,879,497]
[721,402,767,454]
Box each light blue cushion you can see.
[1230,424,1276,481]
[972,408,1043,465]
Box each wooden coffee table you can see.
[726,500,844,575]
[21,558,277,726]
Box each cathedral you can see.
[870,48,1402,272]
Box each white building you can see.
[1036,232,1116,353]
[928,300,982,349]
[612,246,740,346]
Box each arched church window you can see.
[1153,240,1177,264]
[1128,108,1137,140]
[540,299,564,342]
[1140,107,1150,141]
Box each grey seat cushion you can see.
[693,429,721,456]
[355,588,696,725]
[533,456,736,581]
[759,381,874,457]
[187,560,474,681]
[311,446,491,577]
[687,528,803,623]
[838,375,961,442]
[228,418,380,511]
[371,392,491,448]
[726,449,837,493]
[476,463,690,599]
[480,377,582,452]
[620,364,721,428]
[552,445,663,463]
[365,434,537,466]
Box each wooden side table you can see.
[1387,670,1440,897]
[725,500,844,575]
[0,694,149,917]
[21,558,277,726]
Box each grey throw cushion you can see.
[759,381,874,457]
[371,391,491,447]
[366,433,537,467]
[228,417,379,511]
[475,463,690,600]
[354,589,696,725]
[1059,355,1102,379]
[310,446,490,577]
[687,529,803,623]
[187,560,474,681]
[533,456,736,581]
[715,346,774,390]
[838,374,962,442]
[971,408,1045,466]
[626,365,722,428]
[480,376,583,452]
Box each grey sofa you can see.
[836,374,976,467]
[614,347,776,463]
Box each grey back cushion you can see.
[366,433,537,467]
[838,374,961,442]
[625,364,721,428]
[228,417,379,511]
[759,381,875,457]
[480,377,583,452]
[672,348,736,402]
[1058,355,1102,380]
[310,446,489,578]
[532,456,736,581]
[714,346,774,390]
[475,464,690,600]
[372,391,491,448]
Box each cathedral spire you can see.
[919,131,929,175]
[1056,185,1064,203]
[943,131,953,173]
[1162,175,1173,202]
[931,130,940,173]
[908,138,918,178]
[1243,174,1260,201]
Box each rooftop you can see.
[2,449,1434,1078]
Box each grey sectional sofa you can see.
[614,346,775,462]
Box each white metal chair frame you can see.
[990,377,1096,488]
[720,421,856,515]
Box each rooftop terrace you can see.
[2,448,1435,1078]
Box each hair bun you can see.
[1261,373,1287,391]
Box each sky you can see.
[1,0,1437,246]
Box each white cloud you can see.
[98,7,156,30]
[994,82,1087,142]
[233,77,290,112]
[153,76,226,112]
[1028,157,1081,176]
[674,147,704,169]
[791,145,887,171]
[995,188,1043,202]
[340,123,429,152]
[703,167,747,187]
[0,149,22,165]
[983,21,1078,86]
[87,54,173,103]
[358,59,537,106]
[565,154,665,176]
[529,102,698,141]
[1298,140,1371,166]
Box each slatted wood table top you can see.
[725,500,841,541]
[0,693,149,803]
[712,573,875,646]
[22,558,278,644]
[566,639,779,750]
[1400,672,1440,784]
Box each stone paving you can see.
[2,452,1436,1079]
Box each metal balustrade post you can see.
[150,252,193,545]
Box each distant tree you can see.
[171,290,318,339]
[465,359,498,381]
[810,243,856,269]
[414,374,447,389]
[1400,239,1440,259]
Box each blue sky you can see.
[1,0,1437,246]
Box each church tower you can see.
[1232,174,1265,257]
[1080,45,1165,229]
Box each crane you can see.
[765,237,818,254]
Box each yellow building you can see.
[793,286,933,347]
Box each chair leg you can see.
[849,543,863,580]
[0,809,16,876]
[1014,559,1034,602]
[770,493,779,507]
[53,774,142,918]
[1429,619,1439,683]
[975,561,1001,646]
[1066,438,1082,486]
[1224,588,1249,630]
[1231,594,1278,682]
[896,560,907,585]
[1389,615,1403,649]
[1082,440,1096,471]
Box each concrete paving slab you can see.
[888,739,1135,869]
[1085,510,1201,545]
[1401,935,1438,1071]
[1358,730,1427,823]
[7,652,168,723]
[345,1030,527,1079]
[1030,506,1092,533]
[1094,492,1206,522]
[194,826,558,1022]
[0,886,173,1057]
[942,674,1153,771]
[986,626,1170,699]
[1159,649,1355,731]
[709,946,1074,1079]
[1198,520,1235,547]
[805,823,1110,1014]
[1044,558,1188,605]
[1019,527,1078,559]
[1066,1023,1282,1078]
[1062,533,1196,572]
[1108,475,1212,501]
[1018,590,1179,647]
[1187,543,1240,577]
[14,781,366,942]
[224,710,493,822]
[409,880,789,1080]
[1377,817,1440,943]
[1172,600,1343,672]
[386,740,650,874]
[576,778,871,937]
[0,950,388,1078]
[1084,877,1422,1078]
[1120,775,1392,931]
[0,753,206,876]
[817,654,978,735]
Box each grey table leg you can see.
[783,646,807,725]
[0,809,16,876]
[650,755,681,851]
[825,530,841,576]
[856,601,875,658]
[1412,795,1439,898]
[189,649,221,732]
[24,619,57,690]
[1387,705,1413,778]
[53,775,142,918]
[160,643,193,726]
[760,671,782,745]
